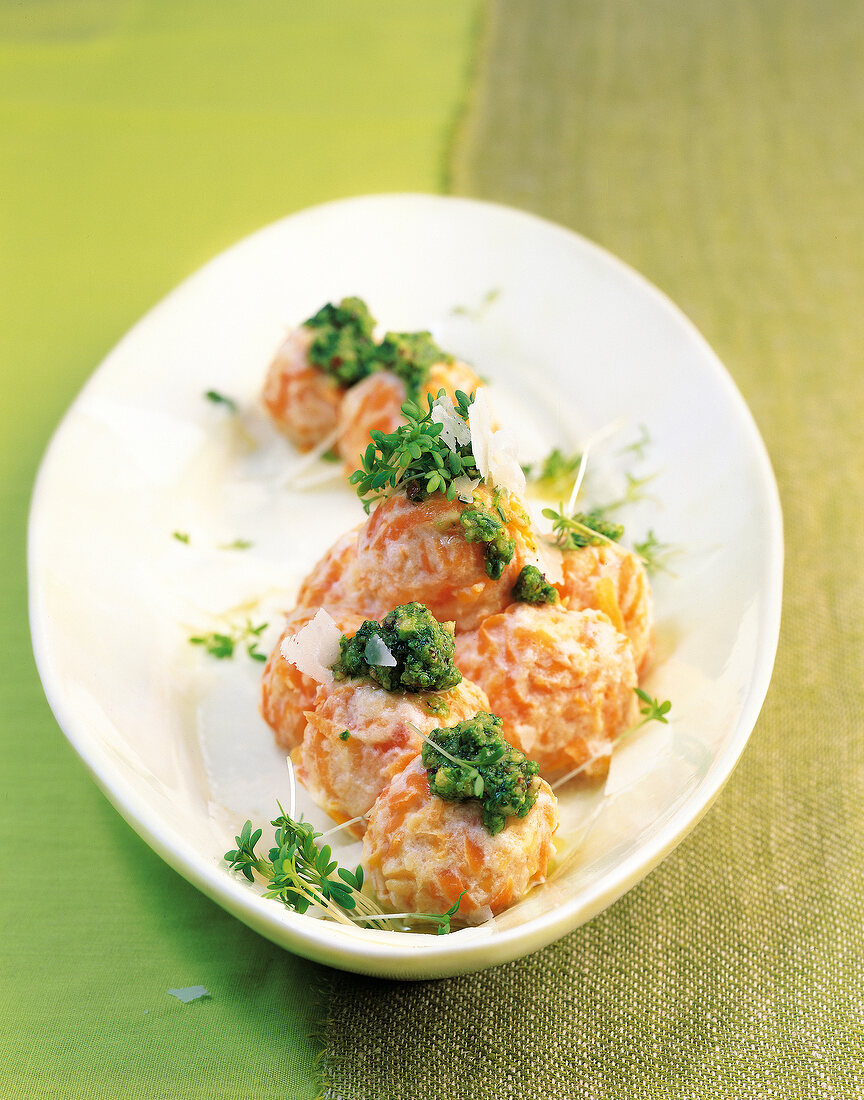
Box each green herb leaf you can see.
[542,507,624,551]
[633,529,676,575]
[189,619,269,663]
[225,803,460,934]
[348,390,479,511]
[634,688,672,726]
[204,390,237,412]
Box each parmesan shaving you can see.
[364,634,397,667]
[430,394,471,450]
[468,388,527,497]
[467,388,493,478]
[280,608,342,685]
[451,474,480,502]
[487,424,527,497]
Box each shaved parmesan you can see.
[280,608,342,685]
[430,394,471,450]
[364,634,397,667]
[468,388,493,478]
[468,388,527,497]
[487,425,527,497]
[451,474,481,502]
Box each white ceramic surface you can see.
[28,194,783,979]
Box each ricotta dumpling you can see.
[259,605,366,751]
[337,357,483,474]
[295,678,489,837]
[554,541,654,675]
[261,298,377,452]
[261,326,345,452]
[345,488,537,632]
[455,602,638,778]
[362,755,559,923]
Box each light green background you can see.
[0,3,477,1096]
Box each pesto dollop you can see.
[371,331,452,401]
[332,602,462,693]
[459,505,515,580]
[421,712,541,835]
[511,564,559,605]
[303,297,377,387]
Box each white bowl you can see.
[29,194,783,979]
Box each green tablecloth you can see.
[0,3,476,1097]
[4,2,863,1098]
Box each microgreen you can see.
[173,531,190,544]
[633,529,676,576]
[450,287,500,320]
[542,507,624,551]
[592,472,659,516]
[218,538,254,551]
[617,423,651,460]
[204,390,237,412]
[634,688,672,727]
[348,390,479,511]
[522,448,583,499]
[225,806,462,934]
[189,619,268,662]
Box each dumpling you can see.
[295,678,489,836]
[362,755,559,923]
[259,605,366,751]
[261,327,345,452]
[346,488,537,631]
[455,602,638,778]
[554,542,654,674]
[337,358,483,474]
[261,298,377,452]
[294,527,367,614]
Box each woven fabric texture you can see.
[319,2,864,1097]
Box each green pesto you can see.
[332,602,462,693]
[421,712,541,836]
[511,564,559,605]
[423,696,451,718]
[459,506,515,580]
[371,331,452,401]
[542,507,625,551]
[303,296,377,387]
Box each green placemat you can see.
[319,2,864,1097]
[0,3,477,1097]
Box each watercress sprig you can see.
[225,807,463,934]
[348,390,479,512]
[542,507,624,550]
